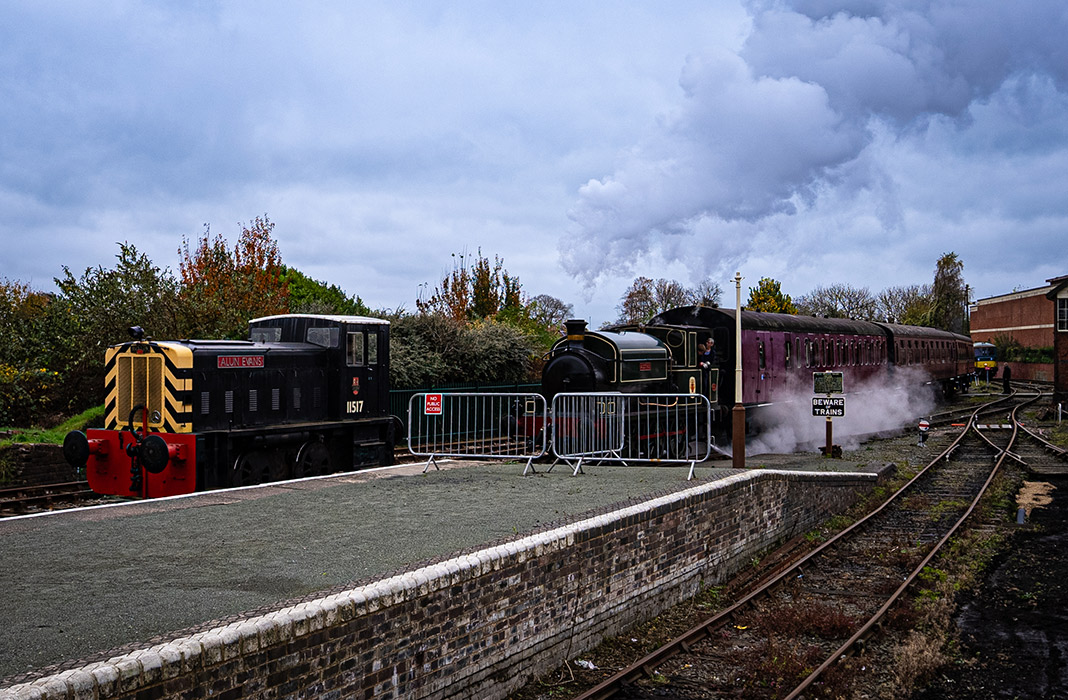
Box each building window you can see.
[1059,297,1068,331]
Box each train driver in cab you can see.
[698,337,716,368]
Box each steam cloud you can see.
[746,366,938,455]
[561,0,1068,286]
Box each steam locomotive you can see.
[63,314,397,498]
[539,306,974,437]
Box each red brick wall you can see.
[970,287,1054,348]
[0,470,872,700]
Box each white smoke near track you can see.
[561,0,1068,287]
[745,367,938,455]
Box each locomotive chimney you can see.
[565,319,587,345]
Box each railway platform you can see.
[0,449,896,692]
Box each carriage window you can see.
[784,339,791,369]
[347,332,365,366]
[758,341,766,370]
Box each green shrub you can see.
[0,364,63,428]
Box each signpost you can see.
[813,372,844,457]
[918,418,930,446]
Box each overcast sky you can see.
[3,1,1067,327]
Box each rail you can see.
[571,391,1038,700]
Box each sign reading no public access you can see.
[812,396,845,417]
[424,393,443,416]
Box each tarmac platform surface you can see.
[0,451,886,686]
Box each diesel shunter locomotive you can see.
[63,314,397,498]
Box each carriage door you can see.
[344,326,380,417]
[755,331,772,401]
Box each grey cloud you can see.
[562,0,1068,293]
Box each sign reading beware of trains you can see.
[812,396,846,417]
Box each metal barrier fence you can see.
[548,392,713,479]
[407,392,548,472]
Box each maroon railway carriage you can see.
[620,306,973,437]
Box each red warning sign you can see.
[425,393,443,416]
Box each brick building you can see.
[1046,275,1068,403]
[970,283,1056,348]
[970,275,1067,402]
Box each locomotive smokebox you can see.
[565,319,587,345]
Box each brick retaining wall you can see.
[0,444,74,487]
[0,469,873,700]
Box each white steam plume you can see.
[746,366,938,455]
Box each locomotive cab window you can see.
[367,332,378,364]
[307,327,339,348]
[346,330,379,366]
[250,327,281,343]
[347,332,366,366]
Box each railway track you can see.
[571,391,1058,700]
[0,480,99,516]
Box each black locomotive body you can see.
[64,314,396,498]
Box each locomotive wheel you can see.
[231,452,268,487]
[665,432,689,460]
[295,441,331,477]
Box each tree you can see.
[417,249,524,322]
[615,277,720,324]
[53,243,183,411]
[388,312,535,387]
[179,215,289,338]
[0,279,65,425]
[282,267,373,316]
[692,278,723,308]
[745,277,798,314]
[876,284,931,324]
[796,284,877,319]
[925,252,969,334]
[617,277,658,324]
[526,294,573,331]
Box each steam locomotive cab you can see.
[64,314,396,498]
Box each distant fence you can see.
[407,392,548,472]
[404,391,713,479]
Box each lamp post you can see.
[733,272,745,469]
